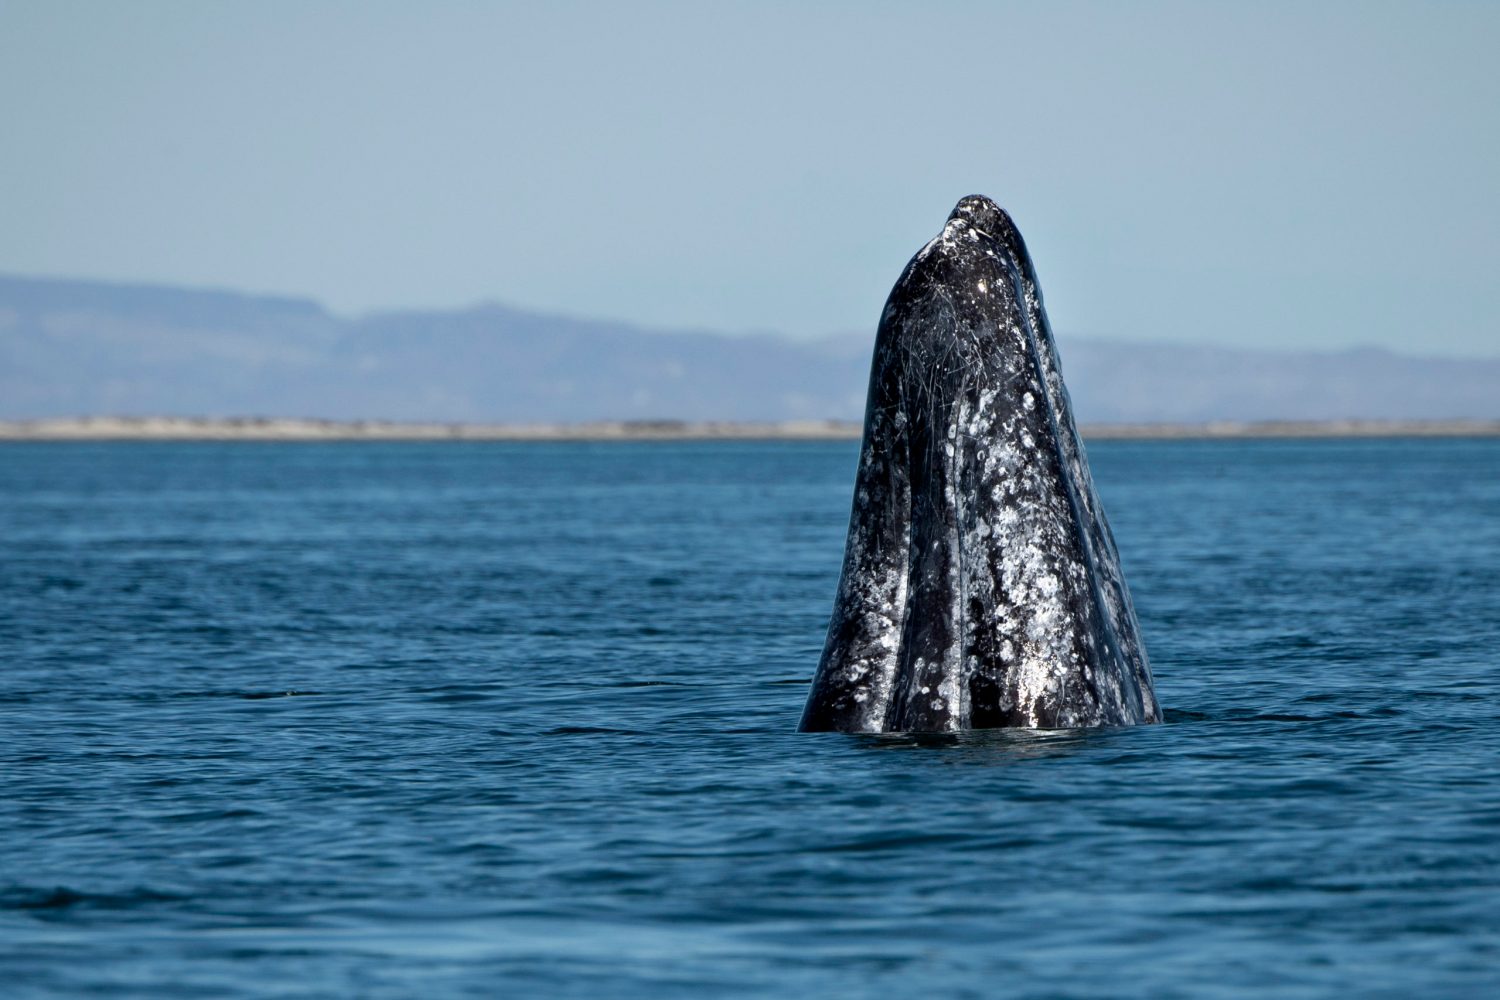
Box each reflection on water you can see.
[855,725,1107,761]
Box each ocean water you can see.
[2,439,1498,998]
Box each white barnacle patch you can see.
[937,671,961,718]
[977,280,987,294]
[1022,392,1035,412]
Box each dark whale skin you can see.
[799,196,1160,733]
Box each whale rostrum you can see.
[799,195,1161,732]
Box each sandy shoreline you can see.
[2,416,1499,441]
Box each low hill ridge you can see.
[3,274,1496,423]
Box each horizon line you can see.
[4,416,1499,443]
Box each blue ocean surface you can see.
[2,439,1498,998]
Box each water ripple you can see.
[1,439,1497,998]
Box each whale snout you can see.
[947,195,1012,239]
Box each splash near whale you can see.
[799,196,1161,732]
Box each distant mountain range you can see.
[2,273,1496,423]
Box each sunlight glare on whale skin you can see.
[799,195,1161,733]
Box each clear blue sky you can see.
[2,1,1497,355]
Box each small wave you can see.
[595,680,687,688]
[2,885,186,912]
[1221,709,1402,724]
[116,689,324,702]
[237,690,322,700]
[163,807,262,823]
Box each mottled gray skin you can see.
[799,196,1160,732]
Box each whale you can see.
[799,195,1161,732]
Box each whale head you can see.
[799,194,1160,732]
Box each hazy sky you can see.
[3,1,1497,354]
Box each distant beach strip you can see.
[3,417,1499,441]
